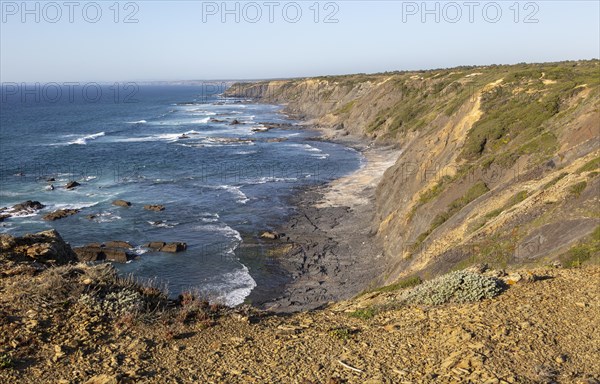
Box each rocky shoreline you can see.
[244,126,401,312]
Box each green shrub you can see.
[543,172,568,189]
[348,308,377,320]
[375,276,422,293]
[329,327,353,340]
[505,190,528,208]
[577,156,600,174]
[0,353,13,369]
[569,181,588,197]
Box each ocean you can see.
[0,84,362,305]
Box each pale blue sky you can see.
[1,1,599,82]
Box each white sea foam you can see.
[147,220,179,228]
[51,202,99,210]
[220,265,257,306]
[112,133,181,143]
[219,185,249,204]
[250,176,299,184]
[67,132,105,145]
[127,120,147,124]
[91,212,121,223]
[196,223,242,243]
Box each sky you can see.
[1,1,599,82]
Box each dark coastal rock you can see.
[0,214,10,222]
[144,204,165,212]
[209,118,227,123]
[265,138,288,143]
[73,243,134,263]
[230,119,241,125]
[0,229,77,265]
[42,209,80,221]
[103,248,131,262]
[73,246,104,262]
[144,241,187,253]
[65,181,80,190]
[160,242,187,253]
[112,200,132,207]
[178,134,190,139]
[12,200,45,214]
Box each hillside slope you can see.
[225,60,600,284]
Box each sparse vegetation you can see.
[560,226,600,267]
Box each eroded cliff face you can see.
[225,61,600,284]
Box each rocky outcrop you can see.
[0,201,46,219]
[43,209,80,221]
[0,229,77,265]
[112,200,132,207]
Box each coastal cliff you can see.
[225,60,600,285]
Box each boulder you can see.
[112,200,132,207]
[230,119,241,125]
[73,246,104,262]
[65,181,80,189]
[43,209,80,221]
[0,214,10,222]
[160,242,187,253]
[102,248,130,263]
[144,204,165,212]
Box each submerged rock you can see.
[43,209,80,221]
[112,200,132,207]
[65,181,80,189]
[144,204,165,212]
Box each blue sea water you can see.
[0,85,362,305]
